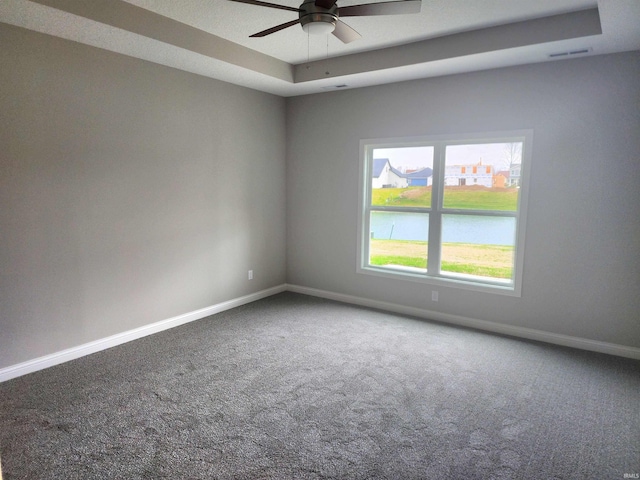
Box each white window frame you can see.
[357,130,533,296]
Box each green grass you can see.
[443,189,518,211]
[372,187,431,207]
[370,255,512,278]
[369,240,514,279]
[439,262,512,279]
[372,186,518,211]
[369,255,427,269]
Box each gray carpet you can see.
[1,292,638,479]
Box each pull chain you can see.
[325,34,330,75]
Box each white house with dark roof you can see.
[372,158,408,188]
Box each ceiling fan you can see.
[228,0,422,43]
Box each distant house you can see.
[372,158,408,188]
[445,162,494,187]
[404,167,433,186]
[493,170,510,188]
[508,164,522,187]
[373,159,516,189]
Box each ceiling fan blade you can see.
[315,0,337,9]
[338,0,421,17]
[250,19,302,37]
[227,0,300,13]
[332,20,361,43]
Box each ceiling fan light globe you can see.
[302,20,336,35]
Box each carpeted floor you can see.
[1,292,638,479]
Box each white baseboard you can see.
[286,284,640,360]
[2,282,637,383]
[0,284,287,383]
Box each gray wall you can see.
[286,51,640,348]
[0,24,287,368]
[1,21,638,371]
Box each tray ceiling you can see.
[1,0,639,96]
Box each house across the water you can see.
[373,158,520,189]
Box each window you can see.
[357,131,532,295]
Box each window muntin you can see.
[358,131,531,295]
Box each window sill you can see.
[358,264,521,297]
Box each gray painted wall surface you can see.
[286,52,640,348]
[1,21,638,371]
[0,24,287,368]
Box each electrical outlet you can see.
[432,290,438,302]
[248,270,253,280]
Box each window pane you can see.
[371,146,434,208]
[440,214,515,281]
[369,211,428,271]
[443,143,522,211]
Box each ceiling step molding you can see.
[295,8,602,82]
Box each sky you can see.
[374,143,522,172]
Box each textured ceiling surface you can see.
[1,0,639,96]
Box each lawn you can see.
[372,186,518,211]
[372,187,431,207]
[369,239,514,279]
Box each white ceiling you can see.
[1,0,639,96]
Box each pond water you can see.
[370,212,516,246]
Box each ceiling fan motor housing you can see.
[300,0,338,34]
